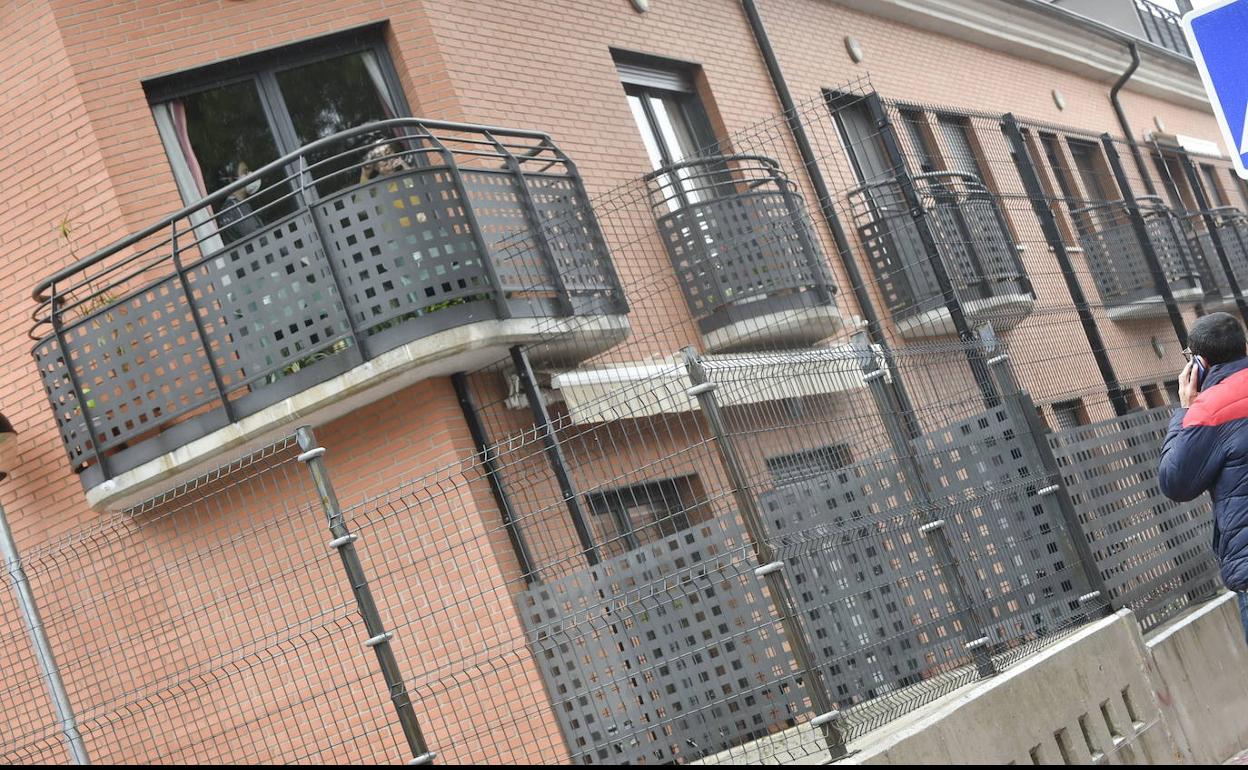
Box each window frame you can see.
[585,475,710,556]
[144,25,411,207]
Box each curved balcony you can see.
[1072,197,1205,321]
[646,155,842,352]
[1187,207,1248,306]
[30,119,629,507]
[848,172,1034,339]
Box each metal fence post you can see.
[0,499,90,766]
[850,333,997,679]
[1180,152,1248,324]
[980,349,1112,619]
[1001,115,1130,417]
[1100,134,1189,348]
[680,347,848,761]
[510,345,600,567]
[865,93,998,410]
[294,427,435,766]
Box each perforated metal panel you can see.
[849,175,1029,322]
[649,157,834,337]
[59,277,219,456]
[1048,406,1220,630]
[317,173,495,340]
[1075,201,1202,308]
[33,123,625,485]
[33,336,93,472]
[519,516,803,765]
[915,406,1087,641]
[760,455,967,706]
[527,174,623,316]
[190,212,350,390]
[1193,212,1248,298]
[918,176,1026,300]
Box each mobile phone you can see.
[1194,355,1209,392]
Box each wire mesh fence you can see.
[4,74,1243,764]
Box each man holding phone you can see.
[1159,312,1248,644]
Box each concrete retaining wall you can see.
[846,610,1181,765]
[828,594,1248,765]
[1148,592,1248,765]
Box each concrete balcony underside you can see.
[85,314,628,510]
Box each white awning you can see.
[550,345,871,425]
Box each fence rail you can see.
[5,75,1243,766]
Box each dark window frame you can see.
[766,443,854,485]
[586,475,709,555]
[143,24,411,208]
[614,52,719,169]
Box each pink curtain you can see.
[170,100,208,198]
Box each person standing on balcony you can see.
[1159,311,1248,644]
[215,160,263,244]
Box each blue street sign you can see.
[1184,0,1248,180]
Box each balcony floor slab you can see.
[702,303,846,353]
[84,314,629,511]
[895,292,1035,339]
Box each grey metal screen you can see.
[519,514,803,765]
[1049,406,1222,631]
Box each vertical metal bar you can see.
[423,129,513,321]
[0,499,90,765]
[850,333,997,679]
[556,146,629,314]
[1181,153,1248,324]
[938,184,992,299]
[982,352,1113,619]
[298,154,371,361]
[1002,116,1130,417]
[169,221,236,423]
[451,372,540,584]
[866,93,999,409]
[1100,134,1189,348]
[770,160,834,305]
[681,347,848,760]
[294,427,434,765]
[49,286,108,481]
[739,0,922,438]
[509,345,599,566]
[485,132,573,317]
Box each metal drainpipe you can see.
[1109,41,1158,198]
[739,0,922,437]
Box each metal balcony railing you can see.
[1187,207,1248,300]
[847,172,1032,331]
[31,119,627,487]
[1072,196,1206,314]
[1134,0,1191,57]
[645,155,840,351]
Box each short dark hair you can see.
[1189,312,1247,365]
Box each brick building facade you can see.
[0,0,1242,763]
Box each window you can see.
[146,28,408,245]
[766,444,854,485]
[1141,383,1166,409]
[1051,398,1089,429]
[830,93,896,184]
[1066,140,1118,203]
[935,115,985,179]
[1164,379,1181,404]
[586,475,710,556]
[897,109,940,173]
[1122,388,1142,412]
[616,53,718,175]
[1201,164,1230,207]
